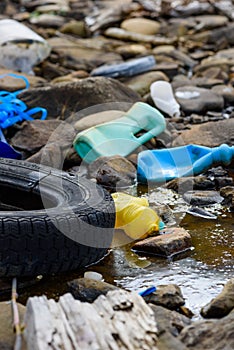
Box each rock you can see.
[121,18,160,35]
[30,13,66,28]
[194,58,234,77]
[211,84,234,105]
[166,176,216,193]
[19,77,141,120]
[157,330,189,350]
[26,121,76,168]
[11,120,61,153]
[47,36,123,70]
[74,109,125,132]
[124,71,168,96]
[0,68,47,91]
[150,304,191,337]
[208,23,234,46]
[220,186,234,209]
[132,227,192,257]
[59,20,87,37]
[175,86,224,115]
[201,278,234,318]
[116,44,150,58]
[104,27,177,46]
[153,48,197,69]
[183,190,224,206]
[192,15,229,31]
[88,155,136,190]
[144,284,185,310]
[172,119,234,147]
[179,310,234,350]
[68,277,119,303]
[0,301,26,350]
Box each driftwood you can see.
[24,290,158,350]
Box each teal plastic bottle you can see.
[73,102,166,163]
[137,144,234,183]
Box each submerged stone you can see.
[132,227,192,257]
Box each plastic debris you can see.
[0,19,51,74]
[186,207,217,219]
[150,80,180,117]
[73,102,166,163]
[112,192,165,240]
[0,73,47,129]
[90,55,156,78]
[137,144,234,183]
[0,128,21,159]
[84,271,103,281]
[138,286,157,297]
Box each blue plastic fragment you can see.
[0,128,21,159]
[137,144,234,183]
[90,55,156,78]
[138,286,157,297]
[0,73,47,129]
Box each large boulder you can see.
[19,77,141,120]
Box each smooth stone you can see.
[60,20,87,37]
[105,27,177,45]
[132,227,192,257]
[68,277,119,303]
[201,278,234,318]
[74,110,125,132]
[172,119,234,147]
[19,77,141,120]
[124,71,168,96]
[194,58,234,76]
[150,304,191,337]
[116,44,150,58]
[51,70,89,84]
[0,301,26,350]
[30,13,66,28]
[153,48,197,68]
[192,15,229,30]
[89,155,136,190]
[11,120,61,153]
[179,310,234,350]
[175,86,224,114]
[121,18,160,35]
[0,68,47,91]
[215,48,234,60]
[183,190,224,206]
[152,45,175,55]
[211,84,234,104]
[220,186,234,209]
[144,284,185,310]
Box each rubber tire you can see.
[0,158,115,277]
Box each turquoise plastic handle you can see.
[73,102,166,163]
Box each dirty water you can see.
[0,176,233,320]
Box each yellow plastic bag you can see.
[112,192,164,240]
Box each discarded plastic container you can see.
[0,19,51,74]
[150,80,180,117]
[0,128,21,159]
[112,192,165,240]
[90,55,156,78]
[137,144,234,183]
[73,102,166,163]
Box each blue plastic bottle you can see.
[73,102,166,163]
[137,144,234,183]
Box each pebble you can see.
[121,18,160,35]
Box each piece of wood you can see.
[24,290,158,350]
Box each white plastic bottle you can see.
[0,19,51,74]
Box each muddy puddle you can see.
[0,181,233,319]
